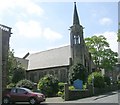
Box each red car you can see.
[2,87,45,104]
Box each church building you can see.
[25,3,95,83]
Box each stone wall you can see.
[27,66,69,83]
[64,83,118,101]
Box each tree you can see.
[68,63,87,84]
[88,72,105,88]
[12,67,26,84]
[85,35,118,71]
[101,49,118,71]
[7,49,24,84]
[117,22,120,42]
[7,49,17,84]
[16,79,34,90]
[37,74,59,97]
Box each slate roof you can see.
[26,45,71,70]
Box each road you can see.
[1,91,120,105]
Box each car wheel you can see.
[2,97,10,104]
[29,98,37,105]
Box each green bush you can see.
[104,76,111,86]
[83,83,87,90]
[88,72,105,88]
[68,63,87,84]
[12,67,26,83]
[16,79,34,89]
[57,91,63,96]
[7,83,16,88]
[37,74,59,97]
[69,86,75,90]
[58,82,65,92]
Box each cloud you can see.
[14,20,42,38]
[14,20,63,40]
[43,28,62,41]
[95,31,117,53]
[99,17,112,25]
[0,0,44,16]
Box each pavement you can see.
[44,97,64,103]
[42,91,119,104]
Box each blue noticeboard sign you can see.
[73,79,83,89]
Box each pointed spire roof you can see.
[73,2,80,25]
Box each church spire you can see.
[73,2,80,25]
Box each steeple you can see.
[70,2,84,65]
[73,2,80,25]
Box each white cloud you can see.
[14,20,63,40]
[95,31,118,53]
[14,20,42,38]
[43,28,62,41]
[99,17,112,25]
[0,0,44,16]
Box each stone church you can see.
[25,3,95,83]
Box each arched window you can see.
[74,35,80,44]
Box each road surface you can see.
[1,91,120,105]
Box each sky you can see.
[0,0,119,58]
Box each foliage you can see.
[88,72,105,88]
[7,49,17,84]
[7,49,23,84]
[83,83,87,90]
[12,67,26,84]
[101,49,118,71]
[58,82,65,92]
[57,82,65,98]
[37,74,59,97]
[16,79,34,89]
[85,35,118,71]
[69,86,75,90]
[117,22,120,42]
[7,83,16,88]
[68,63,87,84]
[57,91,63,97]
[104,76,111,86]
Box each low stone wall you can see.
[68,89,90,100]
[94,84,118,95]
[64,83,119,101]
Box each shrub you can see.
[104,76,111,86]
[69,86,75,90]
[57,91,63,96]
[16,79,34,89]
[58,82,65,92]
[68,63,87,85]
[37,74,59,97]
[83,83,87,90]
[88,72,105,88]
[12,67,26,83]
[7,83,16,88]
